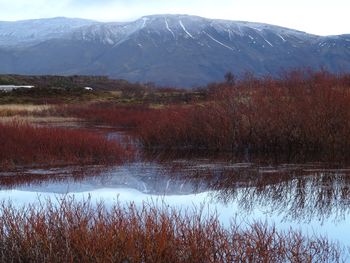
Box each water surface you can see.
[1,158,350,247]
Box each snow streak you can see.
[179,20,194,39]
[165,18,175,39]
[204,32,234,51]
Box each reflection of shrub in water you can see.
[183,164,350,222]
[0,166,110,189]
[0,198,344,262]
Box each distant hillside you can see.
[0,74,142,91]
[0,15,349,87]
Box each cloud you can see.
[0,0,348,35]
[67,0,123,7]
[0,0,69,20]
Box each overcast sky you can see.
[0,0,348,36]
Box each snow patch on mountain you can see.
[277,34,286,42]
[264,38,274,47]
[141,17,149,29]
[179,20,194,39]
[164,18,176,39]
[204,32,234,51]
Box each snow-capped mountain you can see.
[70,14,317,46]
[0,17,97,47]
[0,14,349,87]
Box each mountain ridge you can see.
[0,14,349,87]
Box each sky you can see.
[0,0,349,36]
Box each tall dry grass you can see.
[0,104,76,126]
[0,104,52,117]
[0,199,344,262]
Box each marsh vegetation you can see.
[1,70,350,261]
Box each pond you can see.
[1,156,350,248]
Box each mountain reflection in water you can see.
[1,160,350,224]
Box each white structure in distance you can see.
[0,85,34,92]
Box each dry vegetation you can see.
[0,199,344,263]
[135,71,350,158]
[56,103,159,128]
[0,104,52,117]
[48,70,350,159]
[0,122,131,170]
[0,104,79,126]
[3,71,348,164]
[1,70,350,262]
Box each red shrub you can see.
[136,71,350,157]
[0,122,131,169]
[0,199,343,262]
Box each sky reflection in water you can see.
[0,159,350,247]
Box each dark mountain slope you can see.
[0,15,349,87]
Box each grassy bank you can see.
[56,103,160,128]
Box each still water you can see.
[1,158,350,248]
